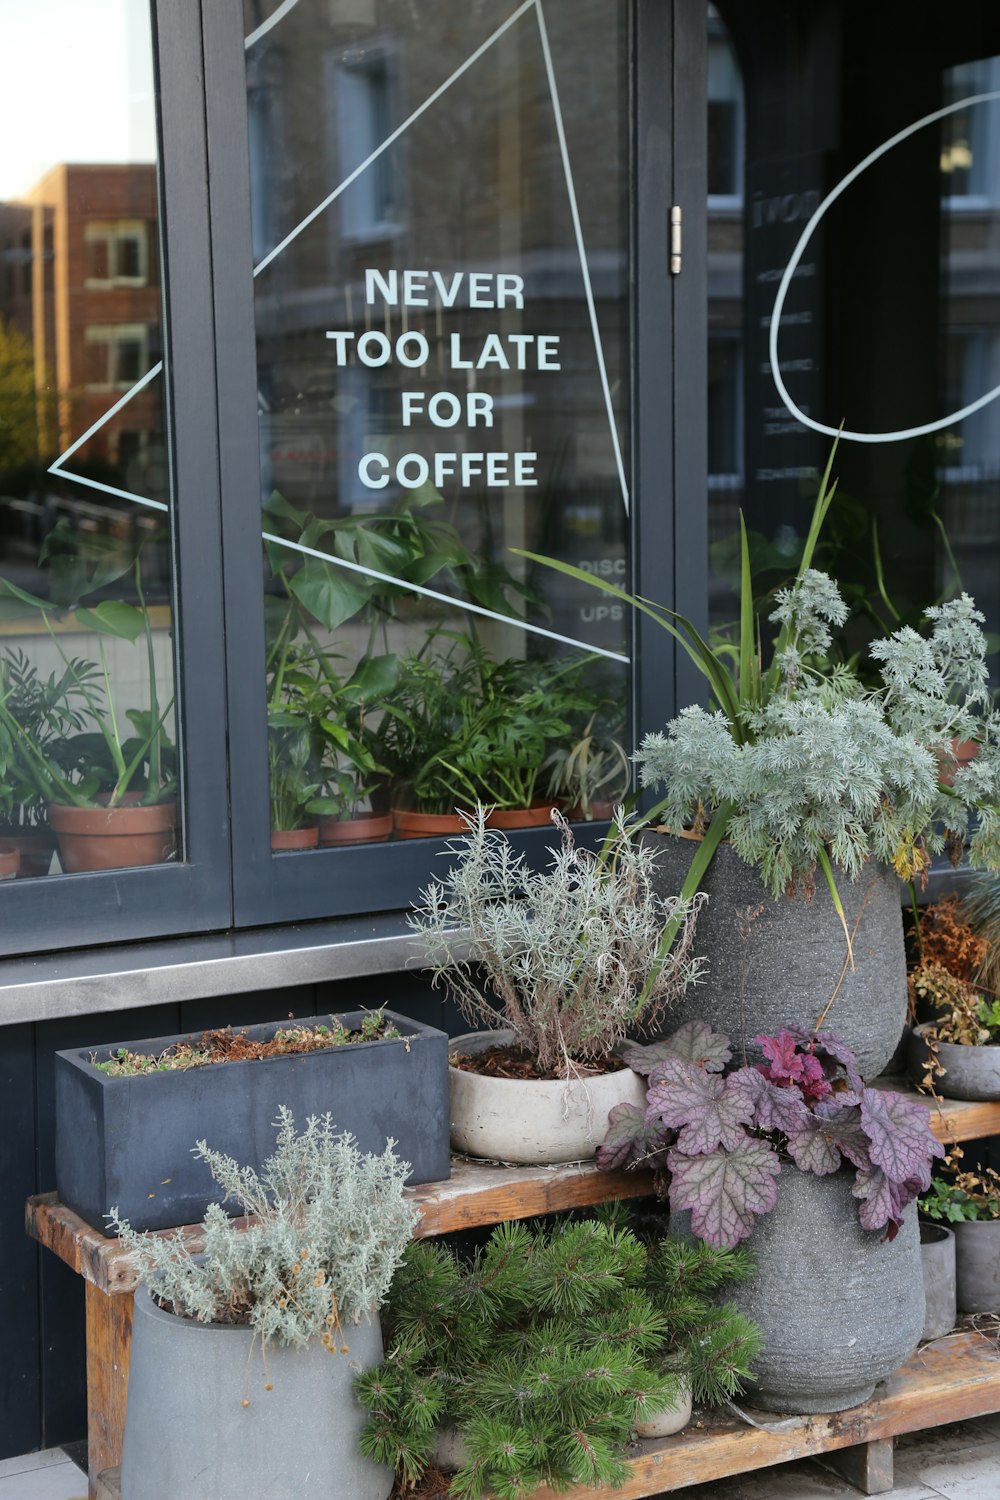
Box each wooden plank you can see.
[95,1468,119,1500]
[819,1436,894,1493]
[85,1283,133,1499]
[90,1332,1000,1500]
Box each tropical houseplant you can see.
[598,1019,941,1411]
[357,1214,763,1494]
[920,1166,1000,1313]
[0,648,78,874]
[519,450,1000,1076]
[544,703,631,822]
[111,1108,418,1500]
[410,806,705,1162]
[0,523,176,871]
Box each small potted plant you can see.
[410,806,705,1163]
[111,1108,418,1500]
[0,648,77,875]
[545,704,631,822]
[357,1213,763,1491]
[598,1020,942,1412]
[0,526,177,871]
[920,1166,1000,1315]
[315,654,399,845]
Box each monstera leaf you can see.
[645,1058,754,1155]
[667,1140,781,1248]
[595,1102,673,1174]
[859,1087,944,1183]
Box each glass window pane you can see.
[0,0,180,878]
[245,0,631,849]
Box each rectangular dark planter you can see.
[55,1009,450,1233]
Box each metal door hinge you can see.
[670,205,682,274]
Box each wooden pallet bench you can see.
[29,1085,1000,1500]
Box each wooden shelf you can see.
[92,1330,1000,1499]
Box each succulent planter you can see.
[121,1287,390,1500]
[919,1221,957,1340]
[49,796,177,873]
[56,1009,450,1233]
[318,812,393,845]
[646,834,907,1078]
[908,1024,1000,1101]
[633,1379,692,1439]
[675,1168,923,1413]
[270,825,319,851]
[449,1029,646,1164]
[955,1218,1000,1313]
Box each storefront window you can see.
[0,0,178,880]
[244,0,631,848]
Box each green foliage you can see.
[410,806,705,1075]
[107,1108,418,1361]
[911,962,1000,1046]
[356,1216,763,1495]
[92,1011,401,1075]
[920,1167,1000,1223]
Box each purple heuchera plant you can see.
[597,1021,943,1250]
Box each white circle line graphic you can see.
[769,89,1000,444]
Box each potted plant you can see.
[598,1020,941,1412]
[0,648,75,875]
[315,653,400,845]
[0,525,177,871]
[111,1108,418,1500]
[410,806,705,1163]
[55,1007,450,1232]
[357,1213,763,1491]
[920,1167,1000,1315]
[521,454,1000,1077]
[545,704,631,822]
[904,896,1000,1099]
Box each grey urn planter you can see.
[908,1025,1000,1102]
[120,1286,390,1500]
[56,1009,450,1233]
[955,1218,1000,1312]
[919,1220,957,1340]
[674,1168,923,1413]
[646,835,907,1079]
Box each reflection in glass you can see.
[0,2,177,877]
[246,0,631,847]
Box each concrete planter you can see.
[955,1218,1000,1313]
[56,1009,450,1232]
[121,1286,390,1500]
[675,1168,923,1413]
[908,1025,1000,1102]
[633,1379,692,1438]
[448,1030,646,1163]
[646,835,907,1078]
[919,1221,956,1340]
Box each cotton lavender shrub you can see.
[637,577,1000,898]
[409,806,706,1077]
[107,1107,418,1361]
[598,1021,943,1249]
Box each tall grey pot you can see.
[955,1219,1000,1312]
[120,1287,391,1500]
[919,1221,956,1340]
[647,835,906,1078]
[675,1168,923,1413]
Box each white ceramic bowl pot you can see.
[120,1287,391,1500]
[633,1378,693,1439]
[448,1029,647,1163]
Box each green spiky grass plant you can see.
[356,1213,762,1497]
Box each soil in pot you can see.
[393,807,469,840]
[645,834,907,1078]
[271,825,319,851]
[919,1221,956,1340]
[674,1168,923,1413]
[48,795,177,873]
[318,811,393,845]
[448,1029,646,1164]
[907,1024,1000,1102]
[121,1287,391,1500]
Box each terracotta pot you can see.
[318,812,393,845]
[392,808,468,840]
[485,803,557,830]
[48,797,177,873]
[5,828,56,878]
[448,1029,646,1164]
[938,738,979,787]
[270,826,319,851]
[0,841,20,880]
[566,799,616,822]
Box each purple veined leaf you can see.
[596,1102,673,1174]
[667,1140,781,1249]
[646,1056,755,1154]
[727,1066,812,1135]
[784,1027,865,1094]
[807,1105,872,1172]
[785,1118,844,1176]
[860,1087,945,1184]
[754,1030,832,1103]
[623,1020,732,1078]
[851,1166,909,1234]
[754,1030,802,1078]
